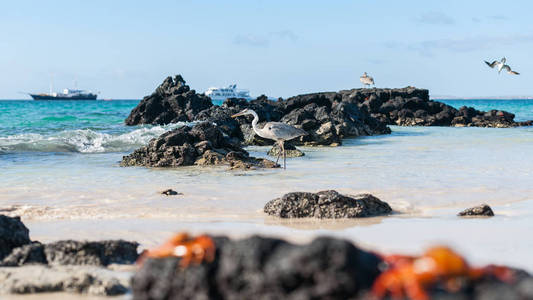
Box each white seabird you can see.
[360,72,375,88]
[485,57,520,75]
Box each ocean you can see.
[1,99,532,271]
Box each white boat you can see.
[30,89,97,100]
[205,84,252,103]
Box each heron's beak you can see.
[231,111,245,118]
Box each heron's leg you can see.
[275,141,282,164]
[281,141,286,169]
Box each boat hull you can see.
[30,94,97,100]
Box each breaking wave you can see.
[0,123,188,153]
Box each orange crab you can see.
[371,246,516,300]
[137,232,215,268]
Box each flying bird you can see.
[485,57,520,75]
[360,72,375,88]
[231,109,307,169]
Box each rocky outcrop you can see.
[125,75,392,146]
[0,265,129,296]
[125,75,212,125]
[131,235,533,300]
[126,76,532,150]
[208,93,392,146]
[121,122,278,170]
[264,190,392,218]
[1,240,139,267]
[132,235,382,299]
[458,204,495,217]
[0,215,30,260]
[339,87,533,128]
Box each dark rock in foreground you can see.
[267,143,305,158]
[1,240,139,267]
[458,204,495,217]
[1,242,47,266]
[131,235,533,300]
[264,190,392,218]
[121,122,278,170]
[0,217,138,297]
[0,215,31,260]
[44,240,139,266]
[131,235,381,300]
[0,265,129,296]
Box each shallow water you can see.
[0,99,532,271]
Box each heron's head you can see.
[502,57,506,63]
[231,109,253,118]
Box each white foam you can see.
[0,123,188,153]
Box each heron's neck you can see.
[250,111,261,133]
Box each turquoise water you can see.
[0,99,531,153]
[0,99,533,271]
[440,99,533,122]
[0,100,193,153]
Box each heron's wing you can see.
[485,60,498,68]
[263,122,308,141]
[509,69,520,75]
[502,64,511,72]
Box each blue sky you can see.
[1,0,533,99]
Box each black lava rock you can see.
[125,75,213,125]
[131,235,382,299]
[264,190,392,218]
[124,75,393,146]
[121,122,278,170]
[458,204,495,217]
[339,87,532,128]
[0,215,31,260]
[1,242,47,266]
[43,240,139,266]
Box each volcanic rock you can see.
[264,190,392,218]
[339,87,533,128]
[1,242,47,266]
[43,240,139,266]
[121,122,278,170]
[125,75,393,146]
[2,240,139,267]
[131,235,382,299]
[0,215,31,260]
[125,75,212,125]
[458,204,495,217]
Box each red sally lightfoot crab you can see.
[371,246,517,300]
[137,232,215,268]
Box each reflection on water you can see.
[263,215,386,230]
